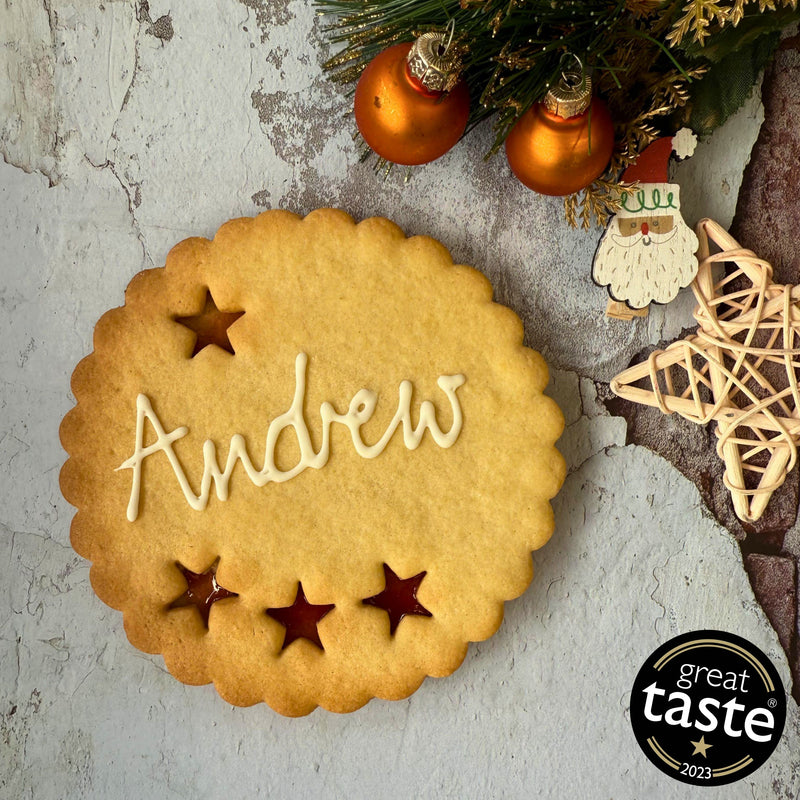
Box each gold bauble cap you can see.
[406,30,462,93]
[544,71,592,119]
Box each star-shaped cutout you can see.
[362,563,432,635]
[612,219,800,523]
[174,289,244,357]
[266,583,335,651]
[168,558,239,628]
[690,735,712,758]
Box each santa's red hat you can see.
[618,128,697,217]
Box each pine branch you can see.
[317,0,799,227]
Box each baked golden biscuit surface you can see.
[60,209,565,715]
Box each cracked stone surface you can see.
[2,1,800,796]
[603,41,800,705]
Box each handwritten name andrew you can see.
[117,353,466,521]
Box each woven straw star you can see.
[611,219,800,523]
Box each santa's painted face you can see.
[593,212,699,308]
[616,215,674,243]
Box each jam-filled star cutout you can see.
[174,289,244,357]
[362,563,432,635]
[168,558,239,629]
[266,582,335,651]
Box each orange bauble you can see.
[354,42,470,166]
[505,97,615,196]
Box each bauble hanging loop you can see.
[353,24,470,166]
[406,21,462,93]
[544,70,592,119]
[505,62,615,197]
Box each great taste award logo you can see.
[630,630,786,786]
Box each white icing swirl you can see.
[117,353,465,521]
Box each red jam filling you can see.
[266,583,335,651]
[362,563,432,635]
[168,559,239,628]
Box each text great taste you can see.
[118,352,466,521]
[640,660,776,743]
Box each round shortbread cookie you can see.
[60,209,565,715]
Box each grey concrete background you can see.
[2,1,798,797]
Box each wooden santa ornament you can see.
[594,128,699,317]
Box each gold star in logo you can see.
[690,736,712,758]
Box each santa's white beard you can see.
[593,222,699,309]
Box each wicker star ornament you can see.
[611,219,800,523]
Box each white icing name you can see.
[117,353,466,521]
